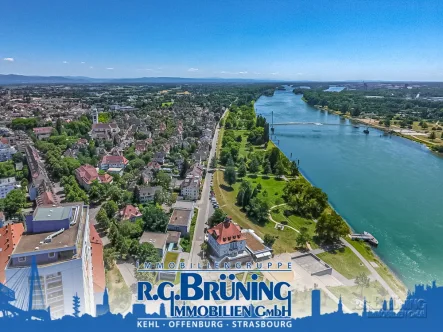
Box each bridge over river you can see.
[272,121,356,126]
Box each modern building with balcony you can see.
[5,202,95,319]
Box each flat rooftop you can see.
[243,232,266,252]
[293,254,330,275]
[33,206,72,221]
[12,203,85,256]
[139,231,168,249]
[169,208,192,227]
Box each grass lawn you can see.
[213,171,299,254]
[106,266,132,314]
[181,208,199,253]
[347,239,407,299]
[164,251,179,269]
[328,281,389,312]
[317,246,370,279]
[161,101,174,107]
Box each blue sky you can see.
[1,0,442,80]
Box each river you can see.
[255,87,443,288]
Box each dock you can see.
[349,231,378,246]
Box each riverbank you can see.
[214,103,407,302]
[304,98,443,153]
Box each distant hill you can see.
[0,74,280,85]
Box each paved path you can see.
[268,203,300,233]
[340,237,398,300]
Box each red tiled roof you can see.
[207,218,245,245]
[98,173,113,184]
[89,224,106,294]
[120,204,142,220]
[0,223,24,283]
[75,164,99,185]
[101,155,128,165]
[41,191,56,205]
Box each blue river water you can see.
[255,87,443,288]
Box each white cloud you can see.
[238,71,248,74]
[106,67,114,70]
[3,57,14,62]
[81,61,85,64]
[188,68,199,72]
[89,66,94,69]
[271,72,279,75]
[297,72,303,76]
[63,61,68,64]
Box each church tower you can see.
[92,108,99,124]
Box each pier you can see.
[349,231,379,246]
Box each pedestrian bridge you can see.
[272,122,354,126]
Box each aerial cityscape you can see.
[0,0,442,328]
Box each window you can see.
[48,252,56,258]
[18,256,26,262]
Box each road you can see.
[188,111,227,267]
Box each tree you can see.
[223,166,237,187]
[135,242,160,266]
[263,160,272,175]
[245,196,269,223]
[142,205,169,232]
[12,152,24,163]
[248,157,260,174]
[209,208,227,227]
[200,242,209,258]
[237,161,247,178]
[95,208,110,230]
[296,227,310,249]
[103,248,118,269]
[3,189,26,216]
[429,131,436,139]
[355,272,370,298]
[180,159,190,178]
[275,160,286,178]
[154,171,171,190]
[315,211,350,244]
[56,118,63,135]
[290,161,299,177]
[263,234,276,247]
[103,200,118,218]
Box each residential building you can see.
[153,152,167,164]
[75,164,113,190]
[0,211,5,227]
[0,223,24,283]
[0,177,17,199]
[25,145,58,206]
[0,142,17,161]
[119,204,142,222]
[167,207,194,236]
[33,127,53,140]
[139,232,168,259]
[206,217,250,264]
[138,186,162,203]
[180,174,200,200]
[90,224,106,308]
[99,155,128,171]
[5,202,95,319]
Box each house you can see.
[0,223,24,283]
[33,127,53,140]
[0,142,17,162]
[147,161,162,171]
[167,207,194,236]
[0,211,5,227]
[75,164,113,190]
[153,152,167,164]
[139,231,168,258]
[120,204,142,222]
[180,174,200,200]
[99,155,129,171]
[166,231,181,249]
[0,177,17,199]
[206,217,250,264]
[138,186,162,203]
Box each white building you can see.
[0,142,17,162]
[206,217,249,263]
[5,203,95,319]
[99,155,128,171]
[180,174,200,200]
[0,177,17,199]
